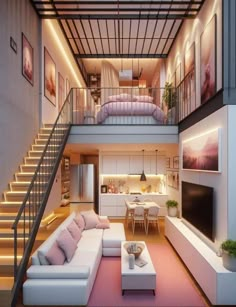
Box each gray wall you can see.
[0,0,40,193]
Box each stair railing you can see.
[11,90,73,307]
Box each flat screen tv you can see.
[182,181,214,241]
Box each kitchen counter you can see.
[100,192,167,196]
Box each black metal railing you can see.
[71,87,178,125]
[11,91,73,307]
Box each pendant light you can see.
[140,149,147,181]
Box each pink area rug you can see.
[88,243,206,307]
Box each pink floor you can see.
[88,243,207,307]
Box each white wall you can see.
[179,106,228,251]
[0,0,40,192]
[41,20,86,123]
[166,0,222,109]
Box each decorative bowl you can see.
[124,242,145,259]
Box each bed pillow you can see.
[67,220,82,243]
[74,213,85,230]
[135,95,153,103]
[108,94,122,102]
[80,209,100,230]
[56,229,77,262]
[45,241,66,265]
[119,93,137,102]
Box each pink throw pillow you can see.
[135,95,153,103]
[80,210,100,230]
[45,241,65,265]
[67,220,82,243]
[96,221,110,229]
[74,213,85,230]
[57,229,77,262]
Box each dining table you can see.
[124,200,160,226]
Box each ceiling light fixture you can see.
[140,149,147,181]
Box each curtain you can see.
[100,60,119,105]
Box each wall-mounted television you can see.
[182,181,214,242]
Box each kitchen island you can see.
[99,193,168,217]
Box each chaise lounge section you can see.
[23,210,125,306]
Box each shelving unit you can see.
[61,156,70,206]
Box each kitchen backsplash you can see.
[101,175,166,194]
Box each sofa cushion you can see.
[96,221,110,229]
[74,213,85,230]
[103,223,126,248]
[80,210,100,230]
[45,241,65,265]
[67,220,82,243]
[26,265,90,279]
[57,229,77,262]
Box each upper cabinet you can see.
[101,154,166,175]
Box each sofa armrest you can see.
[26,265,90,279]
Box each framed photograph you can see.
[173,156,179,169]
[172,172,179,190]
[44,47,56,106]
[182,128,221,172]
[166,157,170,169]
[167,171,173,187]
[66,78,70,97]
[22,33,33,85]
[175,63,181,87]
[200,15,216,105]
[58,72,65,112]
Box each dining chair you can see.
[145,206,160,234]
[125,200,134,227]
[132,206,146,234]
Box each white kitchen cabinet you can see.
[102,156,117,174]
[116,156,130,174]
[144,155,157,174]
[156,156,166,174]
[129,155,142,174]
[100,195,117,216]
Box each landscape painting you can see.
[182,128,220,172]
[200,15,216,105]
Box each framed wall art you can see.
[44,47,56,106]
[182,128,221,172]
[22,33,33,85]
[58,72,65,112]
[173,156,179,169]
[200,15,216,105]
[166,157,170,169]
[184,42,195,115]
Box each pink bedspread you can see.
[97,101,165,124]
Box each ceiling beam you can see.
[33,1,203,5]
[38,13,198,20]
[75,54,168,58]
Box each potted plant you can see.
[162,81,177,110]
[166,200,178,217]
[221,239,236,271]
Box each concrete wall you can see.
[0,0,40,193]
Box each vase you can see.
[168,207,178,217]
[222,251,236,272]
[128,254,135,269]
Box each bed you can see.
[96,93,166,125]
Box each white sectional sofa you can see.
[23,211,126,306]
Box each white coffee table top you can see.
[121,241,156,276]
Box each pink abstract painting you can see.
[182,129,220,172]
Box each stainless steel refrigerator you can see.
[70,164,95,207]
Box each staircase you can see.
[0,124,67,307]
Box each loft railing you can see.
[71,87,178,125]
[11,91,73,307]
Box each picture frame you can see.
[173,156,179,169]
[44,47,56,106]
[66,78,70,97]
[166,157,170,169]
[175,63,181,87]
[182,128,221,172]
[58,72,65,112]
[184,42,195,116]
[22,33,33,85]
[200,15,216,105]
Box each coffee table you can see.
[121,241,156,295]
